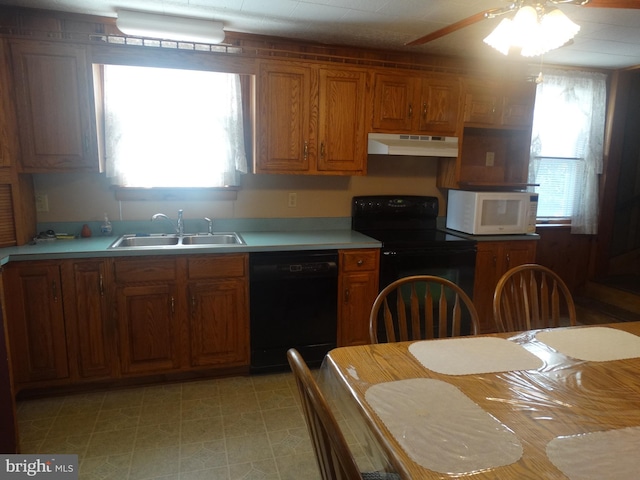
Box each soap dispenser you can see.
[100,213,113,236]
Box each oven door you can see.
[379,245,477,336]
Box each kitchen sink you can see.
[109,233,245,249]
[181,233,243,245]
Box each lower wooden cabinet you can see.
[473,240,537,333]
[3,261,69,384]
[187,254,249,367]
[337,249,380,346]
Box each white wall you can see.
[33,155,446,222]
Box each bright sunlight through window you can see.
[103,65,247,188]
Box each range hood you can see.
[367,133,459,157]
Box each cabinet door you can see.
[3,263,68,383]
[372,73,418,131]
[11,41,99,172]
[116,283,181,375]
[256,62,313,173]
[63,260,115,379]
[317,67,368,174]
[338,249,379,346]
[189,278,249,367]
[501,82,536,127]
[464,83,500,125]
[419,76,460,134]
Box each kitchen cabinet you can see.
[463,79,536,128]
[473,240,537,333]
[437,79,535,189]
[338,249,380,346]
[3,261,69,385]
[62,259,116,380]
[10,40,100,173]
[371,72,461,135]
[113,257,184,375]
[187,254,249,368]
[256,60,369,175]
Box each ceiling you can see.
[1,0,640,70]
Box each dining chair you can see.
[369,275,480,344]
[493,263,577,332]
[287,348,399,480]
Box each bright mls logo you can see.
[1,455,78,479]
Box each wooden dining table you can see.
[319,321,640,479]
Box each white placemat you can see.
[365,378,523,474]
[547,426,640,479]
[536,327,640,361]
[409,336,543,375]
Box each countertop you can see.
[0,229,381,265]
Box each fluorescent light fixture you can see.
[483,5,579,57]
[116,9,225,44]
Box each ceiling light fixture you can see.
[483,2,580,57]
[116,9,226,44]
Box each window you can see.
[528,69,606,234]
[102,65,248,188]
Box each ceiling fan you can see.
[406,0,640,47]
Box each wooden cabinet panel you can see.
[189,278,249,367]
[10,41,100,172]
[317,67,367,173]
[463,79,535,129]
[116,283,181,375]
[256,62,312,173]
[372,72,460,135]
[473,240,537,333]
[63,259,115,379]
[3,262,68,384]
[256,60,369,175]
[338,249,379,346]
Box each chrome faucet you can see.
[151,209,184,235]
[203,217,213,234]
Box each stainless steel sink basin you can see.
[181,233,243,245]
[109,233,244,249]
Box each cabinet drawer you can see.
[340,249,379,272]
[113,258,177,283]
[187,254,247,279]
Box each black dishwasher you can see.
[250,250,338,373]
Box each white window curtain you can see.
[104,65,247,188]
[529,69,607,234]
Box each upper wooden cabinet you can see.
[371,72,461,135]
[256,60,369,175]
[10,41,101,173]
[463,79,536,129]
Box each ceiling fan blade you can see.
[581,0,640,7]
[405,8,504,46]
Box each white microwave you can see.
[446,190,538,235]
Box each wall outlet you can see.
[485,151,495,167]
[288,192,297,208]
[35,193,49,212]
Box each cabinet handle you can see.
[357,259,364,266]
[171,296,175,314]
[191,296,196,309]
[320,141,325,159]
[303,141,308,160]
[99,274,104,296]
[506,253,511,268]
[345,288,350,303]
[493,255,497,266]
[422,102,427,119]
[408,103,413,118]
[52,280,58,302]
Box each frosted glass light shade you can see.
[483,6,580,57]
[116,9,225,44]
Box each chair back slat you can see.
[494,264,577,333]
[369,275,479,343]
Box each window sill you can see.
[113,187,239,202]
